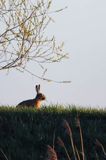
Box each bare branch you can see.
[0,0,70,83]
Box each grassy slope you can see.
[0,105,106,160]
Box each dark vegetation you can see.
[0,106,106,160]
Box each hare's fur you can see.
[17,84,46,109]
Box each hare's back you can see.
[17,99,35,107]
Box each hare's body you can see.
[17,99,35,108]
[17,85,46,109]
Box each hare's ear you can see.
[35,84,40,93]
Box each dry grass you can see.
[46,118,106,160]
[0,148,8,160]
[46,145,58,160]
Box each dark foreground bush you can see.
[0,106,106,160]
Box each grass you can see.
[46,118,106,160]
[0,105,106,160]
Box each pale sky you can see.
[0,0,106,107]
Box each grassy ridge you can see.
[0,106,106,160]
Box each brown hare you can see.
[17,84,46,109]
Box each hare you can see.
[17,84,46,109]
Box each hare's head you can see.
[35,84,46,101]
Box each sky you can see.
[0,0,106,108]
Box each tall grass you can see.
[46,116,106,160]
[0,105,106,160]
